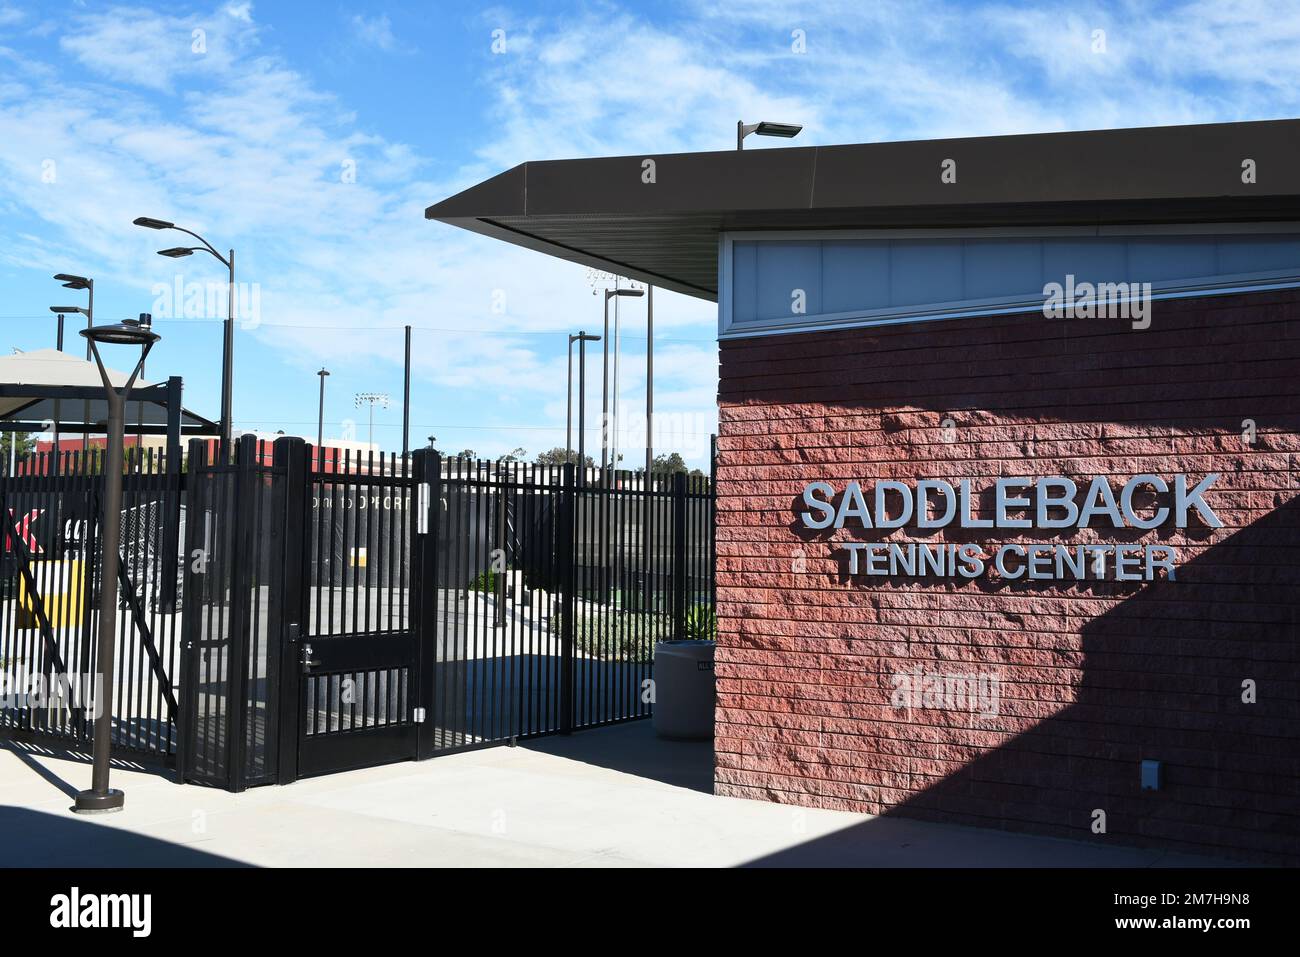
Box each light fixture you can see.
[54,273,91,289]
[83,315,160,347]
[737,120,803,150]
[50,305,87,315]
[134,215,234,450]
[73,313,160,816]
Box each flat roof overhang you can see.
[426,118,1300,302]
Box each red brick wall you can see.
[714,289,1300,864]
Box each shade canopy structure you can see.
[426,117,1300,302]
[0,348,218,436]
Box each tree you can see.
[0,431,36,469]
[455,449,477,460]
[650,452,688,474]
[535,447,593,467]
[633,451,707,480]
[497,447,527,463]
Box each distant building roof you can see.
[0,348,217,434]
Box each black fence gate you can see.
[1,435,714,790]
[172,435,716,789]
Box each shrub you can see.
[683,604,717,641]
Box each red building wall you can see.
[714,289,1300,864]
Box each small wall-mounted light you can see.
[1141,759,1162,791]
[737,120,803,150]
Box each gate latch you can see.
[301,642,321,670]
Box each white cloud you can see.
[350,13,399,52]
[4,0,1299,463]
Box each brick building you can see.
[429,118,1300,863]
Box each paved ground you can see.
[0,722,1242,867]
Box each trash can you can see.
[652,639,716,740]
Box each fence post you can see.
[415,449,441,759]
[672,470,688,639]
[560,462,575,734]
[225,434,259,792]
[273,436,308,784]
[176,437,206,783]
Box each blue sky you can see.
[1,0,1298,467]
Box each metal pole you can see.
[737,120,744,151]
[402,325,411,460]
[612,281,621,473]
[645,286,653,482]
[316,369,328,464]
[601,294,610,475]
[74,365,136,813]
[54,314,63,470]
[220,248,235,456]
[83,282,93,458]
[578,335,588,485]
[566,335,575,465]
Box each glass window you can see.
[722,229,1300,336]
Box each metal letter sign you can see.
[797,474,1220,583]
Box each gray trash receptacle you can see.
[653,640,716,740]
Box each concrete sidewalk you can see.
[0,723,1241,868]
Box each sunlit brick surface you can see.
[714,290,1300,864]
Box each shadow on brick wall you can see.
[866,493,1300,864]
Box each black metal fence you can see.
[0,448,183,764]
[427,461,714,750]
[0,435,716,791]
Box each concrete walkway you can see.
[0,723,1240,867]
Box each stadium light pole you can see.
[133,217,234,453]
[73,314,160,815]
[354,392,389,448]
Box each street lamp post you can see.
[645,285,654,483]
[402,326,412,462]
[316,368,330,467]
[567,332,600,470]
[601,287,643,478]
[73,313,160,815]
[576,333,600,483]
[133,217,234,453]
[52,273,94,458]
[45,308,66,465]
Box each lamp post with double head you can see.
[133,217,234,454]
[45,307,67,465]
[601,287,643,479]
[567,332,600,474]
[73,314,160,814]
[52,272,94,459]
